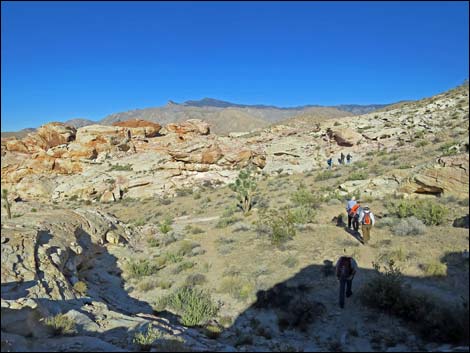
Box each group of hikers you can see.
[334,196,376,308]
[327,152,352,169]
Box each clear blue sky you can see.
[1,1,469,131]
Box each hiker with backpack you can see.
[340,152,345,165]
[346,196,357,229]
[348,201,362,232]
[346,153,352,164]
[335,249,358,309]
[358,206,375,244]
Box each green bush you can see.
[291,206,316,224]
[133,325,162,349]
[219,276,254,302]
[185,273,207,287]
[391,217,426,236]
[43,314,76,336]
[161,287,218,326]
[73,281,88,295]
[177,240,199,257]
[347,170,368,181]
[290,183,319,207]
[126,259,162,278]
[256,209,296,246]
[422,261,447,277]
[314,170,335,182]
[386,199,448,225]
[158,219,173,234]
[108,163,133,171]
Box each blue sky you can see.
[1,1,469,131]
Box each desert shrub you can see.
[161,287,218,326]
[386,199,448,225]
[146,237,160,247]
[360,261,468,343]
[108,163,133,171]
[158,219,173,234]
[177,240,199,257]
[185,225,204,234]
[204,323,223,339]
[391,217,426,236]
[172,261,195,274]
[215,215,241,228]
[283,255,299,268]
[415,140,429,148]
[133,325,162,349]
[377,247,409,264]
[291,206,316,224]
[43,314,76,336]
[175,187,193,197]
[290,183,319,207]
[347,170,368,181]
[315,170,336,182]
[229,168,258,215]
[219,277,253,302]
[126,259,162,278]
[422,261,447,277]
[164,252,183,264]
[73,281,88,295]
[439,141,460,156]
[185,273,207,287]
[256,209,296,246]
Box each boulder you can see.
[36,122,76,149]
[165,119,210,136]
[113,119,162,138]
[327,127,363,147]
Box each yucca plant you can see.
[229,168,257,216]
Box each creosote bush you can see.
[133,325,162,349]
[126,259,163,278]
[386,198,448,226]
[158,287,218,327]
[73,281,88,295]
[391,217,426,236]
[43,314,76,336]
[256,208,296,246]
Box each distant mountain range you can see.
[1,98,392,137]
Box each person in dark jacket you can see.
[335,249,358,308]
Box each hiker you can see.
[345,196,357,229]
[358,205,375,244]
[335,249,358,309]
[340,152,345,165]
[348,201,361,232]
[346,153,352,164]
[327,157,333,169]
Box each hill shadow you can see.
[223,252,469,350]
[1,226,155,351]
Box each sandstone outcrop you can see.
[112,119,162,138]
[400,154,469,197]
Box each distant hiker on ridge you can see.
[340,152,345,165]
[327,157,333,170]
[346,153,352,164]
[335,249,358,309]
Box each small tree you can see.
[229,168,257,216]
[2,189,11,219]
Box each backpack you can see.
[337,257,352,278]
[363,211,371,225]
[349,204,360,217]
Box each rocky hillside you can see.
[1,83,469,352]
